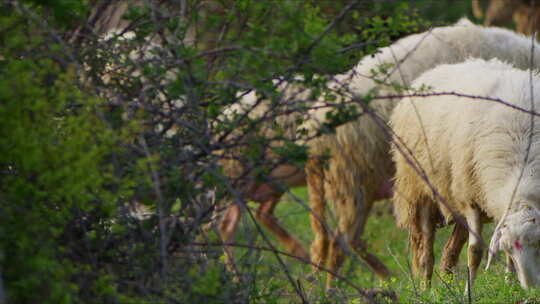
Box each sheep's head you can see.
[488,204,540,289]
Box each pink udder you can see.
[514,241,522,250]
[375,179,393,201]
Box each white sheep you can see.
[391,58,540,291]
[215,18,540,287]
[303,18,540,288]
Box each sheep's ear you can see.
[486,226,502,270]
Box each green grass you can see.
[226,187,540,303]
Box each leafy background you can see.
[1,0,538,303]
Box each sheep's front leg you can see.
[506,253,515,272]
[348,201,391,280]
[410,203,437,288]
[505,253,515,282]
[464,206,483,296]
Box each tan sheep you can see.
[215,80,313,272]
[391,58,540,292]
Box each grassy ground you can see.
[226,186,540,303]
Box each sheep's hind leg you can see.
[439,221,468,274]
[255,196,309,260]
[352,238,392,280]
[324,193,355,290]
[307,158,330,270]
[348,200,391,280]
[325,194,391,290]
[410,202,437,289]
[324,225,391,291]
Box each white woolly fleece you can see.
[392,58,540,225]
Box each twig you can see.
[372,91,540,117]
[139,136,169,278]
